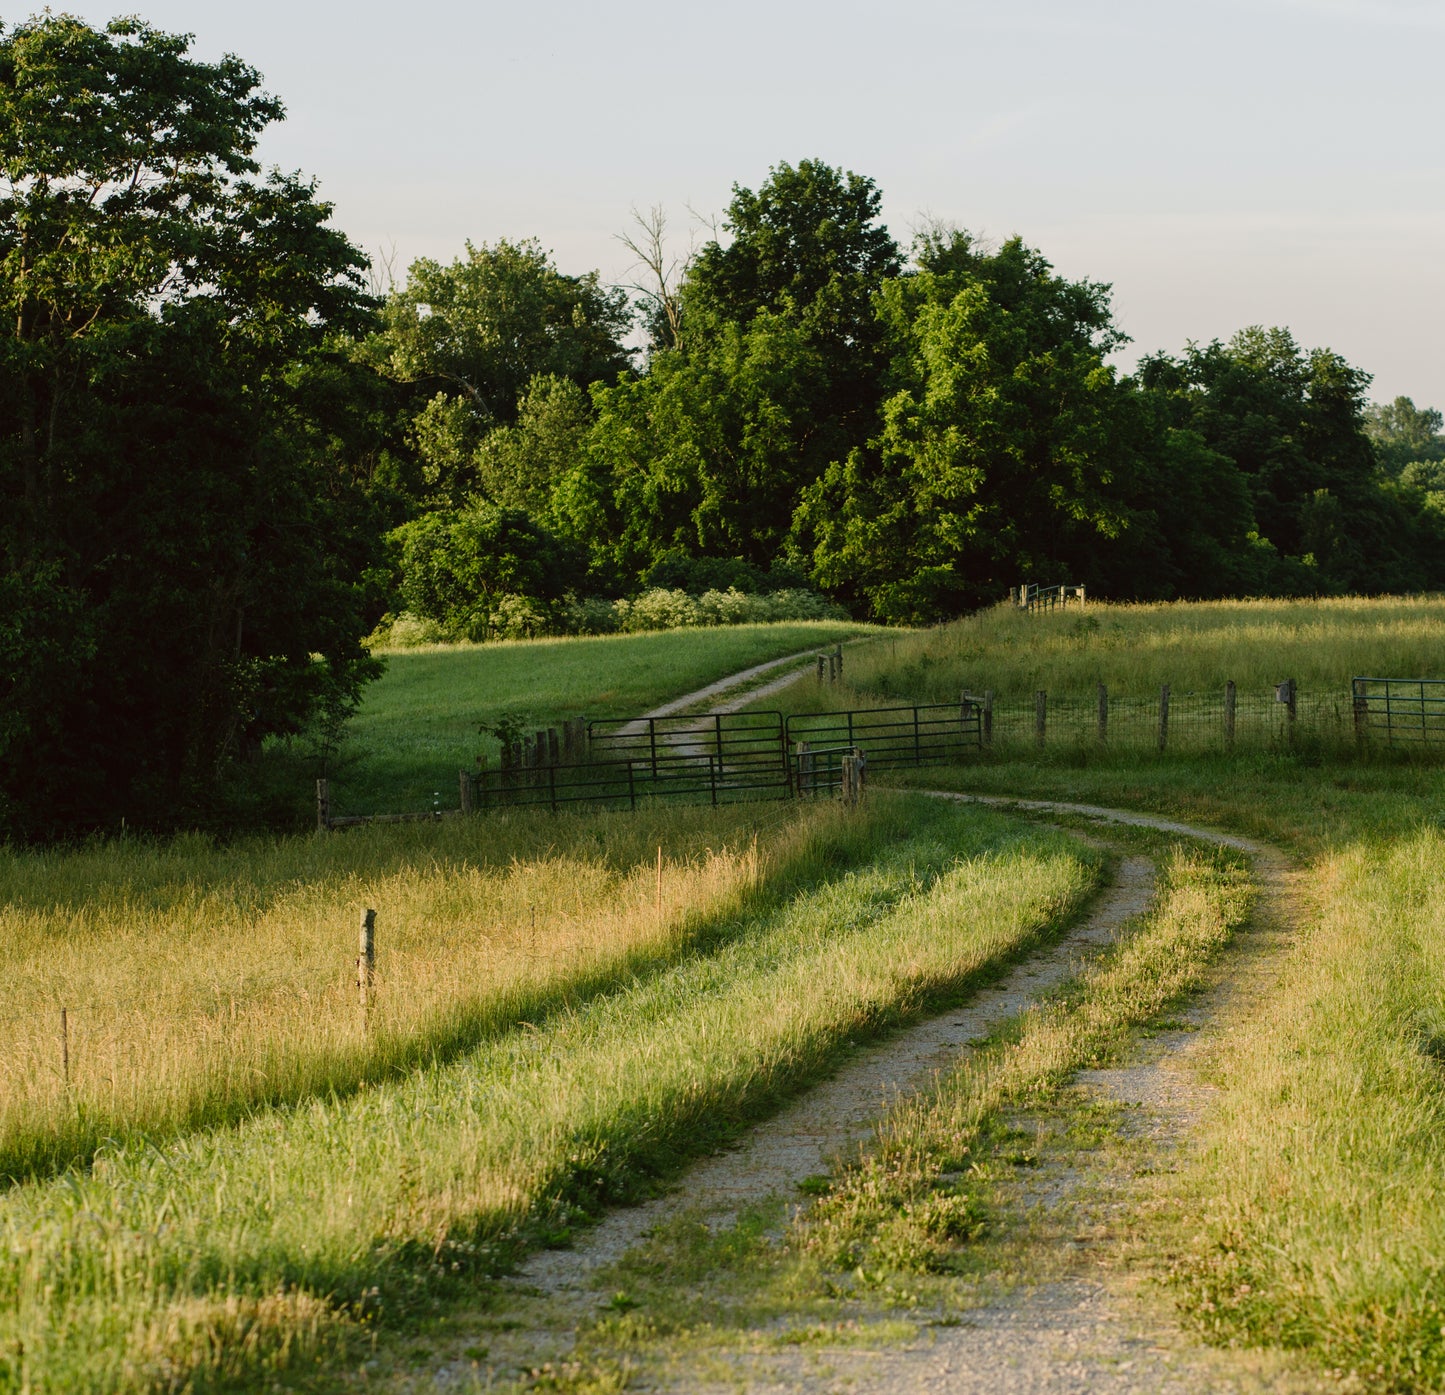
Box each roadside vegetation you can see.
[0,795,1093,1394]
[781,594,1445,1394]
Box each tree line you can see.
[3,14,1443,836]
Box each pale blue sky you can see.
[45,0,1445,401]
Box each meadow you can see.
[14,598,1445,1394]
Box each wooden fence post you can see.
[1079,584,1086,611]
[1034,690,1047,749]
[1225,680,1237,748]
[547,727,560,764]
[795,739,813,797]
[60,1007,69,1089]
[1352,678,1368,747]
[983,690,994,747]
[1097,683,1108,744]
[459,769,473,815]
[357,909,376,1015]
[1158,684,1170,752]
[1285,678,1298,741]
[316,778,331,832]
[835,645,844,682]
[816,655,826,682]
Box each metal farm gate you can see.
[785,701,984,774]
[1351,677,1445,745]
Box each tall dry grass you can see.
[0,802,845,1184]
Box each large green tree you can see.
[798,232,1149,621]
[1365,395,1445,478]
[0,14,382,836]
[363,240,632,508]
[576,160,900,575]
[1139,330,1444,592]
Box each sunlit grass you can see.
[0,802,845,1186]
[0,796,1092,1394]
[844,595,1445,702]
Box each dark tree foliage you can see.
[0,15,383,837]
[361,241,633,509]
[390,506,586,639]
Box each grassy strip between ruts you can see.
[0,795,1093,1395]
[790,839,1253,1280]
[535,830,1255,1395]
[886,758,1445,1393]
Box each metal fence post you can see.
[1225,680,1237,748]
[1158,684,1170,752]
[1096,683,1108,744]
[1034,690,1047,749]
[1352,678,1368,747]
[983,690,994,747]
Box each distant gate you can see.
[1351,677,1445,745]
[457,704,981,818]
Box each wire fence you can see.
[973,683,1354,755]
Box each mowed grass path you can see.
[340,622,879,815]
[0,796,1093,1394]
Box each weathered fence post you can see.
[816,654,826,682]
[1079,584,1086,611]
[1352,678,1368,747]
[1158,684,1170,752]
[60,1007,69,1089]
[1097,683,1108,744]
[316,778,331,832]
[795,739,813,797]
[1034,690,1047,749]
[834,645,844,683]
[983,690,994,747]
[459,769,473,816]
[547,728,560,764]
[1225,680,1237,748]
[357,908,376,1015]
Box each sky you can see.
[46,0,1445,402]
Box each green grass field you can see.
[333,621,879,816]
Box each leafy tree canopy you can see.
[798,231,1137,621]
[0,14,382,837]
[1366,395,1445,476]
